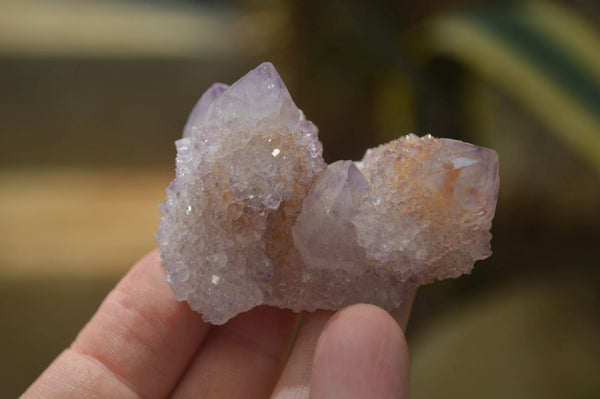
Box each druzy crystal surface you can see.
[157,62,499,324]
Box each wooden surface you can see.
[0,167,172,278]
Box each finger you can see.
[271,310,333,399]
[21,349,140,399]
[309,304,410,399]
[171,306,299,399]
[23,250,211,399]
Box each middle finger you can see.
[171,306,299,399]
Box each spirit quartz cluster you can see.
[157,63,499,324]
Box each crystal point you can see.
[293,161,369,274]
[183,82,229,138]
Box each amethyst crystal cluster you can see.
[157,63,499,324]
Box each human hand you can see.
[22,250,411,399]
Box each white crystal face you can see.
[157,63,499,324]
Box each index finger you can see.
[23,250,210,399]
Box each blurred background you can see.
[1,0,599,397]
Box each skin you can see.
[22,249,413,399]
